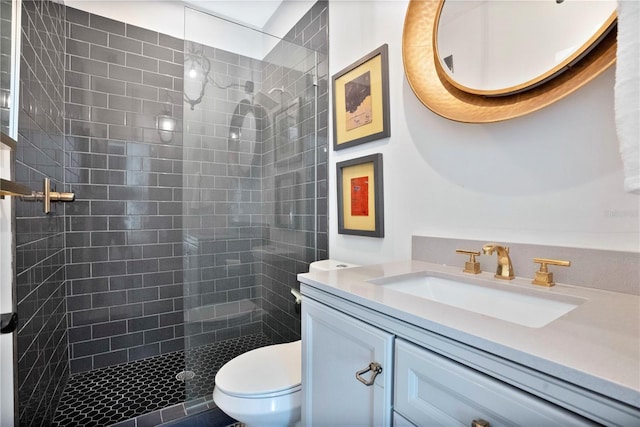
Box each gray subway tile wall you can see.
[64,6,186,373]
[259,1,329,343]
[15,1,69,425]
[13,1,328,423]
[1,0,10,134]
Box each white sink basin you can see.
[370,274,584,328]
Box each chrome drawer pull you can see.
[355,362,382,386]
[471,419,490,427]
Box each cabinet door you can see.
[393,411,417,427]
[395,339,595,427]
[302,297,394,427]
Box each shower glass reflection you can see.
[181,6,328,404]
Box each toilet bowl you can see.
[213,340,302,427]
[214,260,358,426]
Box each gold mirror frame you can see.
[403,0,617,123]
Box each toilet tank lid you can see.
[214,340,301,396]
[308,259,359,273]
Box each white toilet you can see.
[212,340,302,427]
[213,260,359,426]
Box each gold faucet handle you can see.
[456,249,481,274]
[532,258,571,287]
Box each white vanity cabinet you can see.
[302,297,393,426]
[300,283,639,427]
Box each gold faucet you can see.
[482,243,515,280]
[455,249,481,274]
[532,258,571,287]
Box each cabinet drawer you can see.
[394,339,594,427]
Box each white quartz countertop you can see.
[297,260,640,408]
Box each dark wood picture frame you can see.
[332,44,390,150]
[336,153,384,237]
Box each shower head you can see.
[254,91,279,111]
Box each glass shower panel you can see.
[181,7,323,403]
[0,0,13,134]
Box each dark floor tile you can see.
[52,333,273,427]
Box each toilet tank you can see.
[293,261,359,311]
[308,259,359,273]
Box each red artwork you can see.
[350,176,369,216]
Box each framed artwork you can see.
[332,44,390,150]
[274,97,301,165]
[336,154,384,237]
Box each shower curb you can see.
[109,397,237,427]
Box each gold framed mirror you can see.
[403,0,617,123]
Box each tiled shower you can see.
[9,0,328,425]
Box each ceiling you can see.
[182,0,285,29]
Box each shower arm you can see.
[184,78,254,111]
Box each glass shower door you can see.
[180,5,326,405]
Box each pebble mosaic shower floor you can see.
[52,333,273,426]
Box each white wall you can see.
[328,0,639,266]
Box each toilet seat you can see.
[215,340,301,398]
